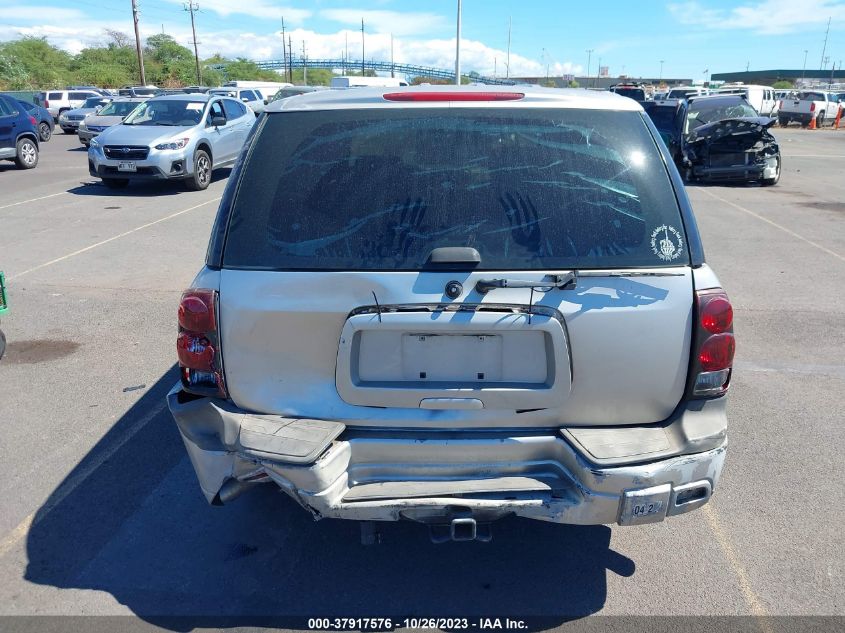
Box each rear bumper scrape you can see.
[167,383,727,526]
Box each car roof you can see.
[265,85,643,113]
[146,93,213,102]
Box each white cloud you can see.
[0,16,580,80]
[160,0,311,24]
[0,5,84,22]
[320,9,447,36]
[668,0,845,35]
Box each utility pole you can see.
[820,16,831,70]
[659,59,664,82]
[746,61,750,72]
[455,0,462,85]
[390,33,394,78]
[506,16,511,79]
[586,49,593,85]
[131,0,146,85]
[361,18,365,75]
[802,49,808,82]
[281,16,287,84]
[344,31,348,75]
[302,41,307,85]
[184,2,201,85]
[288,36,293,83]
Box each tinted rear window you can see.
[223,108,688,271]
[48,92,63,100]
[614,88,645,101]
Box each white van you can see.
[222,81,292,103]
[330,76,409,88]
[714,84,778,116]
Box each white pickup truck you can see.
[778,90,841,127]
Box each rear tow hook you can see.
[429,517,493,543]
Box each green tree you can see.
[772,80,794,89]
[0,37,71,88]
[144,33,197,85]
[568,80,580,88]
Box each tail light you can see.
[810,102,816,112]
[28,115,37,125]
[44,100,49,108]
[177,289,227,398]
[688,289,735,397]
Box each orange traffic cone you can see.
[835,107,842,130]
[808,115,816,130]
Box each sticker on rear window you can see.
[651,225,684,261]
[186,103,204,111]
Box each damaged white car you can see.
[168,86,735,542]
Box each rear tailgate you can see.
[219,267,691,428]
[217,101,695,429]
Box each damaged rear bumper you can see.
[167,384,728,527]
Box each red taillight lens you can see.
[810,102,816,112]
[690,288,735,397]
[178,290,216,331]
[700,295,733,333]
[29,115,37,125]
[176,331,215,370]
[44,100,49,108]
[383,91,525,102]
[699,333,736,371]
[177,288,226,398]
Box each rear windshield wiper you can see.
[476,272,577,294]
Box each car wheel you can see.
[14,138,38,169]
[761,156,781,186]
[816,111,825,128]
[185,149,211,191]
[103,178,129,189]
[38,122,52,142]
[778,117,788,127]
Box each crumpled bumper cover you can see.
[167,383,728,526]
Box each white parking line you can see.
[693,187,845,263]
[8,196,221,281]
[0,403,167,559]
[782,154,845,158]
[0,191,68,211]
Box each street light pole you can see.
[659,59,664,83]
[455,0,462,85]
[802,49,808,82]
[586,49,593,85]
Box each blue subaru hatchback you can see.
[0,94,39,170]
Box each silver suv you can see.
[168,86,734,540]
[88,93,254,190]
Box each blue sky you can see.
[1,0,843,80]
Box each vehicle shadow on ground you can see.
[65,168,232,198]
[24,368,635,629]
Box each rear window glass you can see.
[797,92,825,101]
[614,88,645,101]
[48,92,63,100]
[223,108,689,271]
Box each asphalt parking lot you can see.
[0,129,843,627]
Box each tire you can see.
[816,111,825,128]
[761,156,781,186]
[62,127,75,134]
[103,178,129,189]
[185,149,211,191]
[778,117,788,127]
[14,138,38,169]
[38,122,52,142]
